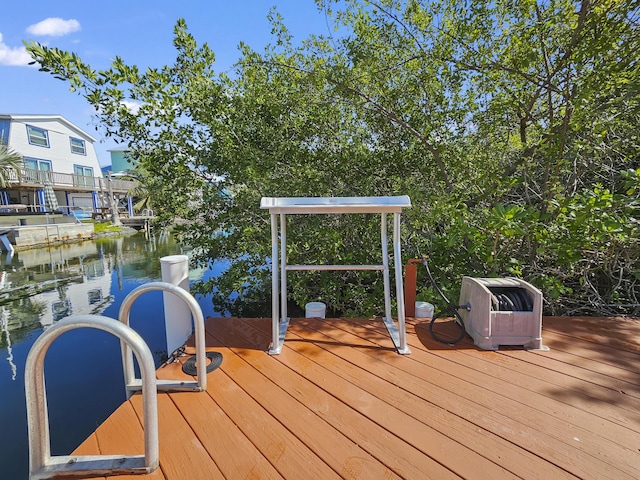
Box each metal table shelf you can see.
[260,196,412,355]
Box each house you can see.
[0,114,136,215]
[108,146,137,174]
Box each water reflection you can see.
[0,231,220,480]
[0,234,208,344]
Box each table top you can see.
[260,196,411,214]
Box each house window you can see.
[0,120,9,145]
[70,137,86,155]
[23,158,52,183]
[74,165,94,187]
[26,125,49,147]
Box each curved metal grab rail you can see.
[119,281,208,394]
[25,315,159,480]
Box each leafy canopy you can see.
[26,1,640,316]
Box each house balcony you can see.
[5,168,138,194]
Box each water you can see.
[0,232,226,480]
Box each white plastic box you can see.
[305,302,326,318]
[458,277,548,351]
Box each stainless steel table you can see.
[260,196,412,355]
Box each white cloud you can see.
[121,100,141,114]
[26,18,81,37]
[0,33,33,66]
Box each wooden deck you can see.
[71,315,640,479]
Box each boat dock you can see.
[65,314,638,479]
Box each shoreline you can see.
[11,224,140,252]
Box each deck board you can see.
[206,324,404,479]
[203,367,339,479]
[272,318,578,480]
[62,315,640,480]
[167,386,284,480]
[295,317,635,480]
[210,319,459,479]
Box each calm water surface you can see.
[0,232,226,480]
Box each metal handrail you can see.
[6,168,138,193]
[119,282,208,394]
[25,315,159,480]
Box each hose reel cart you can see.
[458,276,548,351]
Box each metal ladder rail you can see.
[119,282,208,395]
[25,315,159,480]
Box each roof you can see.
[0,113,97,143]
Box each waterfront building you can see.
[0,113,136,216]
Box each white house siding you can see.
[3,114,101,176]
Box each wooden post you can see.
[404,259,423,317]
[107,171,122,226]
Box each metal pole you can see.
[270,213,280,354]
[381,213,392,322]
[393,212,409,353]
[280,213,287,324]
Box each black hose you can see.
[421,255,469,346]
[181,352,223,376]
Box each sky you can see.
[0,1,331,166]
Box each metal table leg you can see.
[393,212,410,354]
[380,212,411,354]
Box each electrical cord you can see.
[421,255,470,346]
[181,352,223,376]
[159,345,223,376]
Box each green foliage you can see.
[0,144,22,188]
[25,1,640,316]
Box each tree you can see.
[309,0,640,314]
[25,1,640,316]
[116,166,155,214]
[0,144,22,188]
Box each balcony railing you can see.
[6,168,138,194]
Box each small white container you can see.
[415,301,434,319]
[305,302,326,318]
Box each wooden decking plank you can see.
[408,317,640,429]
[219,317,465,480]
[541,329,640,378]
[206,321,407,480]
[197,339,344,479]
[156,356,285,480]
[93,399,165,480]
[67,398,163,480]
[459,341,640,432]
[230,317,517,480]
[129,393,223,480]
[315,317,635,478]
[405,316,640,429]
[158,361,282,479]
[496,348,640,417]
[312,316,639,480]
[543,316,640,354]
[524,332,640,394]
[73,432,101,456]
[271,318,579,480]
[64,314,640,480]
[396,318,640,477]
[70,433,107,480]
[166,386,284,480]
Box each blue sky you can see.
[0,1,330,166]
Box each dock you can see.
[68,315,639,479]
[120,216,153,231]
